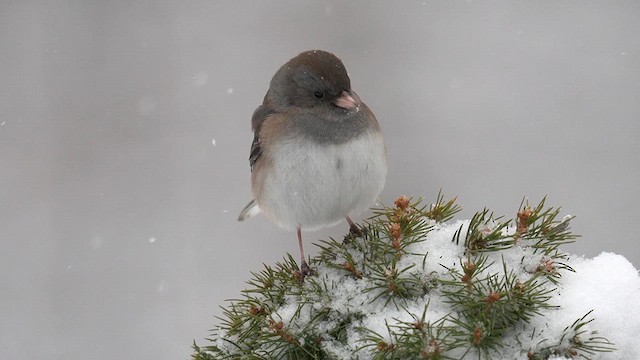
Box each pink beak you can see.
[333,91,358,109]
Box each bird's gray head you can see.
[266,50,358,111]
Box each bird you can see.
[238,50,387,279]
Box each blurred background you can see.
[1,1,639,359]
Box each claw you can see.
[294,260,313,283]
[349,224,363,237]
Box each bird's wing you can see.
[249,104,275,171]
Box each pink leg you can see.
[297,227,311,276]
[297,227,305,262]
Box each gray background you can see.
[1,1,638,359]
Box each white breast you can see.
[256,131,387,231]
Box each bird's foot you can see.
[343,223,366,244]
[349,223,363,237]
[294,260,314,283]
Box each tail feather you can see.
[238,199,260,221]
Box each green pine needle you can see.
[192,193,614,360]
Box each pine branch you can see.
[192,193,615,360]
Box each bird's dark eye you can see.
[313,91,324,99]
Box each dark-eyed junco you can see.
[238,50,387,278]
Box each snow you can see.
[556,253,640,360]
[192,71,208,87]
[210,217,639,359]
[285,221,638,359]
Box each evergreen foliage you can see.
[192,194,614,359]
